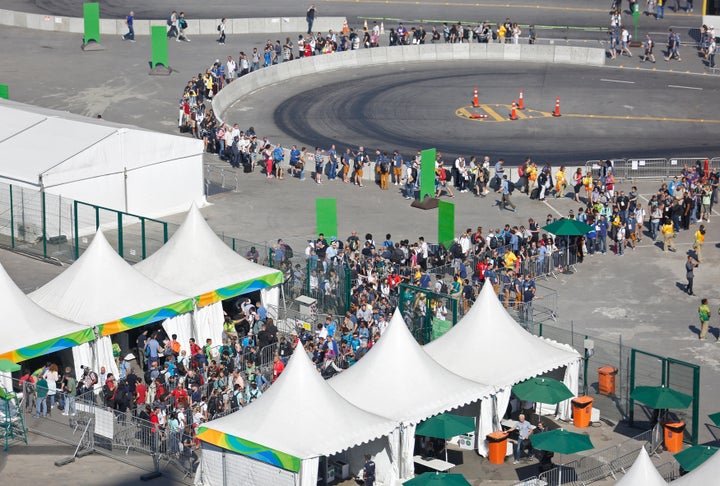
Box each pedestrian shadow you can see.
[688,324,701,338]
[675,282,688,293]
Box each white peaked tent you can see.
[0,261,94,365]
[195,348,398,486]
[614,447,667,486]
[328,309,494,483]
[134,204,283,352]
[671,446,720,485]
[0,100,205,219]
[424,283,581,456]
[29,230,194,379]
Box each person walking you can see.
[500,175,516,212]
[693,225,706,262]
[306,4,317,35]
[362,454,376,486]
[121,11,135,42]
[216,18,226,45]
[177,12,190,42]
[661,220,676,252]
[685,255,698,296]
[167,10,178,39]
[698,298,711,339]
[640,33,655,62]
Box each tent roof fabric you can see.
[0,262,95,363]
[134,204,283,305]
[671,444,720,485]
[196,347,397,471]
[328,309,494,425]
[614,447,669,486]
[29,230,194,336]
[424,283,580,389]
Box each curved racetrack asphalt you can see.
[262,61,720,164]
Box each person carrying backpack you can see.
[167,11,178,39]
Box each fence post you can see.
[163,221,168,243]
[343,264,351,314]
[692,365,700,445]
[117,212,124,257]
[629,348,636,426]
[141,218,147,260]
[9,185,14,249]
[41,191,47,258]
[583,333,589,396]
[305,259,311,296]
[268,247,274,267]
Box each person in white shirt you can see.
[226,56,236,82]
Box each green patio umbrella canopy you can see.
[542,219,594,236]
[403,472,471,486]
[512,377,574,405]
[0,359,20,373]
[708,412,720,427]
[630,385,693,410]
[674,445,719,472]
[416,413,475,440]
[530,428,594,455]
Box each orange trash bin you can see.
[572,396,594,428]
[486,431,509,465]
[597,366,617,395]
[663,422,685,453]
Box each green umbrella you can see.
[674,445,719,472]
[542,219,594,236]
[0,359,20,373]
[403,472,471,486]
[416,413,475,440]
[512,377,574,405]
[530,428,594,455]
[708,412,720,427]
[630,385,693,410]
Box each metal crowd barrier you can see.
[585,156,720,181]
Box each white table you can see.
[413,455,455,472]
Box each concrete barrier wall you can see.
[212,43,605,181]
[0,10,345,36]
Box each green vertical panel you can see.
[83,2,101,45]
[151,26,169,68]
[420,148,436,201]
[437,200,455,248]
[0,84,8,100]
[315,198,337,239]
[692,366,700,445]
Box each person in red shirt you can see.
[171,386,189,408]
[150,406,160,451]
[135,381,147,411]
[272,355,285,382]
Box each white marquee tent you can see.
[134,204,284,352]
[424,283,581,456]
[29,230,194,379]
[195,347,398,486]
[0,99,205,219]
[328,309,495,482]
[671,446,720,485]
[614,447,667,486]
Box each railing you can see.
[585,156,720,181]
[204,164,240,195]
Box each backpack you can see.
[273,147,284,162]
[283,244,293,259]
[489,236,499,250]
[450,242,462,258]
[144,370,152,385]
[176,360,187,376]
[217,24,221,32]
[179,18,188,29]
[517,164,525,177]
[167,17,173,26]
[440,281,449,294]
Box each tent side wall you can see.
[198,444,299,486]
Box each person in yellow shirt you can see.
[504,249,518,269]
[554,165,567,198]
[693,225,706,262]
[526,162,538,196]
[583,171,593,201]
[661,221,676,252]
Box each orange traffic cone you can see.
[518,89,525,110]
[510,101,518,120]
[552,96,561,117]
[342,20,349,34]
[472,87,479,108]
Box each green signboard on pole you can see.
[151,25,170,70]
[83,2,101,45]
[420,148,436,202]
[437,200,455,248]
[315,198,338,239]
[0,85,8,100]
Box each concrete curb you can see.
[212,44,605,181]
[0,10,345,36]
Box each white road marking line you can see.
[600,78,635,84]
[667,85,703,90]
[543,199,564,217]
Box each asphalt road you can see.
[250,61,720,164]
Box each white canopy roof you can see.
[424,283,580,389]
[29,230,193,336]
[134,204,283,304]
[671,446,720,485]
[197,347,397,464]
[0,261,94,363]
[0,100,205,218]
[615,448,667,486]
[328,309,494,425]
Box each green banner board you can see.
[0,84,8,100]
[420,148,436,201]
[151,26,169,68]
[431,317,453,340]
[437,200,455,248]
[83,2,101,45]
[315,198,338,239]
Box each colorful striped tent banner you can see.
[196,271,284,308]
[0,327,96,363]
[98,298,194,336]
[197,426,302,472]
